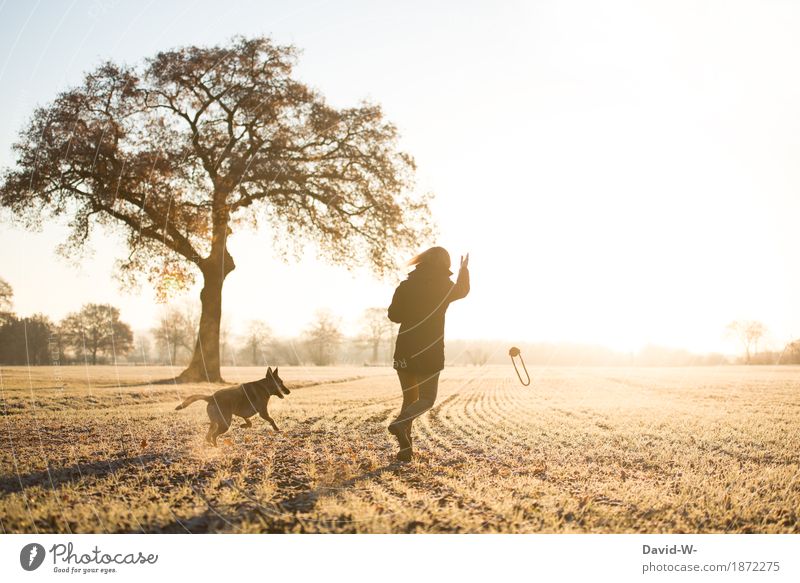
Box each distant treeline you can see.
[448,340,747,366]
[2,278,800,367]
[0,277,401,366]
[0,305,132,366]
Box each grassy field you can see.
[0,364,798,533]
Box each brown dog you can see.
[175,367,290,445]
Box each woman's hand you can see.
[451,253,470,300]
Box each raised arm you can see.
[448,254,470,303]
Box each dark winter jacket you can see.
[388,263,470,372]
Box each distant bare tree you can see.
[220,319,233,366]
[61,304,133,365]
[726,320,767,364]
[466,346,490,366]
[270,338,302,366]
[784,339,800,364]
[359,307,392,363]
[152,305,196,364]
[303,310,342,366]
[241,320,273,366]
[132,334,152,365]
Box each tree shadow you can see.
[149,377,230,386]
[90,379,175,389]
[91,377,231,389]
[0,453,170,495]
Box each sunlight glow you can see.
[1,0,798,354]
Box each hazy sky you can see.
[1,0,799,353]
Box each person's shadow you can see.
[149,461,406,533]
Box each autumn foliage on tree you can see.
[0,37,432,381]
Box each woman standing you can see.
[387,247,470,461]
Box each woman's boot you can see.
[388,422,412,461]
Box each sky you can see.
[1,0,799,353]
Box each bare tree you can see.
[784,339,800,364]
[269,337,302,366]
[132,333,152,365]
[359,307,392,363]
[219,318,233,366]
[466,346,490,366]
[726,320,767,364]
[241,320,273,366]
[303,310,342,366]
[152,305,195,364]
[0,36,433,382]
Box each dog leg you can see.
[259,411,280,432]
[206,423,218,446]
[215,420,231,442]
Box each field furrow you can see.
[1,365,798,533]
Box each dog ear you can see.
[274,367,279,376]
[265,367,272,377]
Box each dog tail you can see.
[175,394,211,410]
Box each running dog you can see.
[175,367,290,446]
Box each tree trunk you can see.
[178,258,232,382]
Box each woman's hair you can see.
[407,246,451,269]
